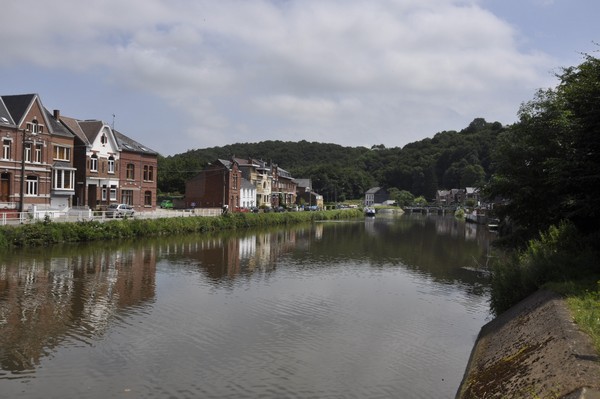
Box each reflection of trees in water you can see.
[0,245,156,374]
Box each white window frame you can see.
[25,175,38,196]
[53,169,74,190]
[110,186,117,201]
[90,155,98,172]
[2,139,11,160]
[26,122,44,134]
[108,157,115,174]
[53,145,70,161]
[34,143,43,163]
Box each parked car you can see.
[106,203,135,218]
[160,200,173,209]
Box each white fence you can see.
[0,208,221,226]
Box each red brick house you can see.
[0,94,75,213]
[59,116,158,211]
[185,159,241,210]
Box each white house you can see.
[240,178,257,209]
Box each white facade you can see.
[240,178,257,209]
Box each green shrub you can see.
[0,209,362,249]
[490,221,599,315]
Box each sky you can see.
[1,0,598,156]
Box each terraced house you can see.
[0,94,76,213]
[0,93,158,215]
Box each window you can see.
[144,191,152,206]
[90,154,98,172]
[24,143,32,162]
[26,121,44,134]
[102,187,107,201]
[126,163,135,180]
[53,169,74,190]
[100,133,108,145]
[143,165,154,181]
[110,185,117,201]
[53,145,70,161]
[34,144,43,163]
[25,175,38,195]
[2,139,11,160]
[122,189,133,205]
[108,156,115,174]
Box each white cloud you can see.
[0,0,556,154]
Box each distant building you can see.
[240,178,257,209]
[364,187,389,206]
[185,158,242,210]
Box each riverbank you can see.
[456,289,600,398]
[0,209,363,249]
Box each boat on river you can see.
[364,207,376,217]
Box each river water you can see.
[0,214,494,398]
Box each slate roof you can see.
[365,187,382,194]
[114,130,158,155]
[295,179,311,189]
[0,97,16,127]
[1,94,36,126]
[241,178,255,190]
[59,115,90,145]
[77,120,104,143]
[44,108,73,138]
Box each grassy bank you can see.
[0,209,363,249]
[490,221,600,353]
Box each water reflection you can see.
[0,215,494,398]
[0,245,156,374]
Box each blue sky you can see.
[1,0,597,156]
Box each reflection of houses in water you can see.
[314,223,324,240]
[154,228,304,281]
[0,247,156,373]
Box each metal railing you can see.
[1,208,221,226]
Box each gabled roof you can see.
[2,93,55,132]
[77,120,105,143]
[114,130,158,155]
[1,94,36,126]
[59,115,90,145]
[295,179,311,189]
[241,178,255,190]
[0,97,16,127]
[366,187,383,194]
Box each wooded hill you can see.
[157,118,504,202]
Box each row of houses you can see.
[364,186,481,207]
[0,93,158,214]
[184,157,323,211]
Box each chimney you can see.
[53,109,60,120]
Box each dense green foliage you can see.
[0,210,362,249]
[158,119,504,201]
[488,53,600,315]
[487,53,600,243]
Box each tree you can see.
[486,52,600,241]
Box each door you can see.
[88,184,97,209]
[0,173,9,203]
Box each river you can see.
[0,214,494,398]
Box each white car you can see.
[106,203,135,218]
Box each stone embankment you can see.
[456,290,600,399]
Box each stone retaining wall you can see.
[456,290,600,399]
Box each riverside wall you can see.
[456,290,600,399]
